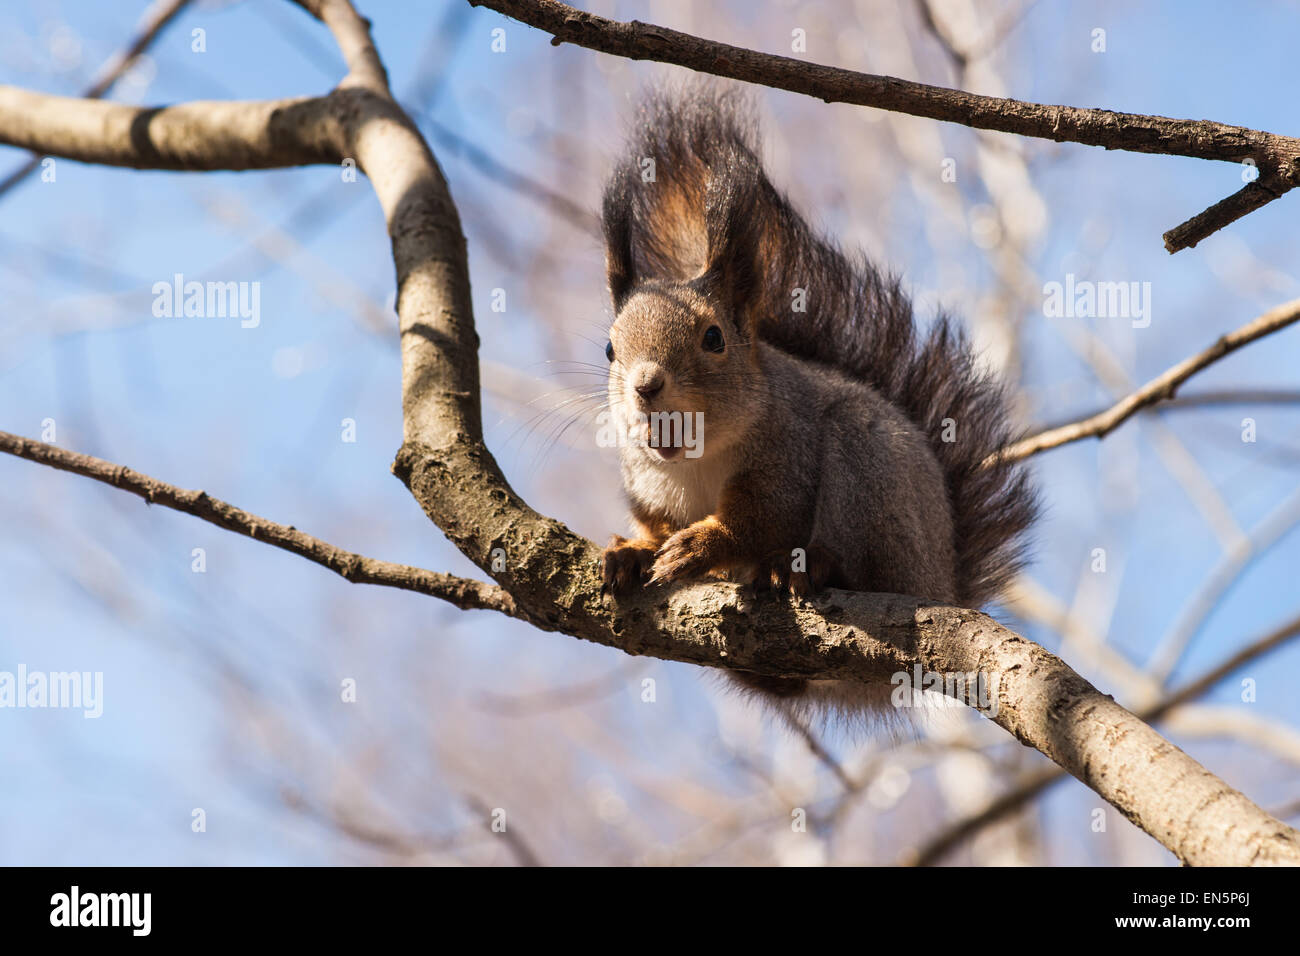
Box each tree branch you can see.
[468,0,1300,252]
[0,429,527,622]
[906,611,1300,865]
[1033,388,1300,433]
[0,86,345,171]
[1163,174,1292,253]
[989,297,1300,466]
[0,0,195,198]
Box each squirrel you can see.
[597,87,1036,722]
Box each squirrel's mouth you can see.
[642,419,688,461]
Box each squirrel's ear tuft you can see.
[602,175,637,313]
[701,167,761,333]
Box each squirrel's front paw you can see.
[755,544,838,598]
[602,535,656,594]
[649,524,724,584]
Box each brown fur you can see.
[598,87,1036,726]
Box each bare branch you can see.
[775,703,859,792]
[1166,706,1300,770]
[291,0,389,92]
[906,611,1300,865]
[462,794,543,866]
[472,661,645,716]
[421,115,597,232]
[1033,388,1300,432]
[0,429,525,622]
[0,0,194,197]
[0,86,343,170]
[469,0,1300,251]
[989,297,1300,466]
[1163,175,1290,253]
[1147,486,1300,684]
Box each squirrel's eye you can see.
[703,325,725,353]
[605,340,615,363]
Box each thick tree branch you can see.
[0,430,526,622]
[989,297,1300,466]
[0,0,194,197]
[291,0,389,92]
[0,0,1295,865]
[0,86,343,171]
[469,0,1300,252]
[907,611,1300,865]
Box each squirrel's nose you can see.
[634,373,664,401]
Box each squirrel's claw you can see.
[754,545,837,598]
[601,535,656,595]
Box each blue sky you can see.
[1,0,1298,865]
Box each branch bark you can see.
[0,0,1296,865]
[1033,388,1300,432]
[0,0,194,197]
[0,429,526,621]
[906,611,1300,865]
[468,0,1300,252]
[989,297,1300,466]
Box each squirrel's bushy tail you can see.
[604,86,1036,606]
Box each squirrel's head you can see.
[602,159,766,464]
[605,276,763,464]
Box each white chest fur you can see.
[623,449,734,528]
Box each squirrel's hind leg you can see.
[753,544,842,597]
